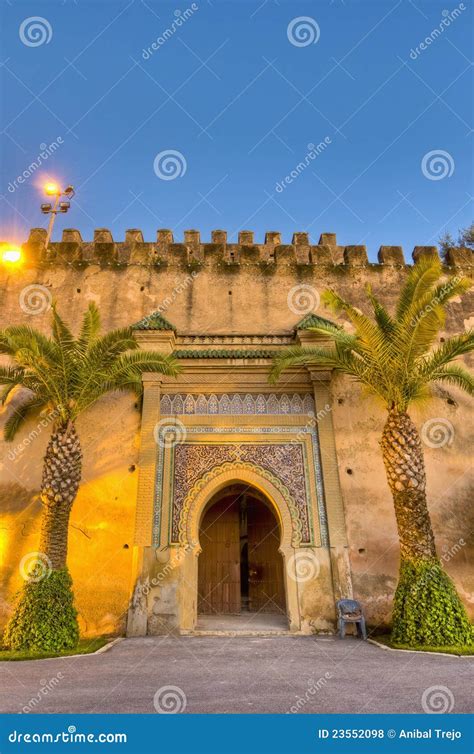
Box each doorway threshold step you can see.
[181,629,292,637]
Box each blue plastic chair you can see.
[336,599,367,640]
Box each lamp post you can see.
[41,183,75,248]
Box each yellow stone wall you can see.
[0,239,472,633]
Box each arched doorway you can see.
[197,484,286,619]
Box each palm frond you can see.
[107,350,181,379]
[270,346,341,383]
[77,302,101,351]
[395,257,442,322]
[3,396,47,442]
[366,285,396,336]
[2,325,60,366]
[0,365,25,386]
[417,331,474,378]
[75,351,180,414]
[431,364,474,396]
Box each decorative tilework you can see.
[153,425,329,549]
[160,393,315,415]
[171,443,310,543]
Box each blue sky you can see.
[0,0,472,260]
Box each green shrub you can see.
[3,568,79,652]
[391,559,473,647]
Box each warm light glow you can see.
[44,182,60,195]
[1,246,22,264]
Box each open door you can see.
[198,496,241,614]
[247,497,286,613]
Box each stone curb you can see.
[367,638,474,658]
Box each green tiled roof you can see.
[172,349,277,359]
[295,313,339,331]
[132,311,176,332]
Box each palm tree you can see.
[271,258,473,646]
[0,303,180,651]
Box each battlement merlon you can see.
[9,228,474,269]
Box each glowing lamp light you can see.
[1,246,22,264]
[44,182,60,196]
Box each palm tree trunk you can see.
[39,422,82,570]
[380,409,436,562]
[381,409,472,646]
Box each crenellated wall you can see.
[11,226,473,269]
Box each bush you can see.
[3,568,79,652]
[391,559,473,647]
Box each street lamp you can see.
[41,183,75,248]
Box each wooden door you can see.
[247,499,285,613]
[198,497,241,614]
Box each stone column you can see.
[309,370,353,601]
[127,373,162,636]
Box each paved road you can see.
[0,636,471,714]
